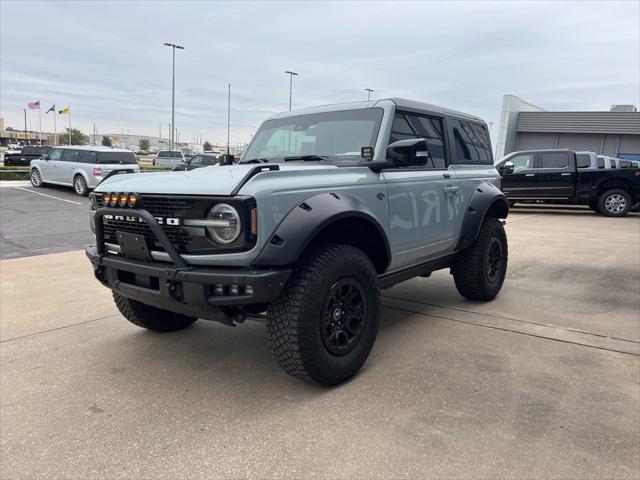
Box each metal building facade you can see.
[496,95,640,161]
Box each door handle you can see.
[525,173,535,177]
[443,185,460,193]
[561,173,571,176]
[442,173,451,178]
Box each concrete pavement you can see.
[1,209,639,479]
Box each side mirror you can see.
[218,154,235,165]
[386,138,430,167]
[500,161,514,175]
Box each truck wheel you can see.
[30,169,43,187]
[266,243,379,386]
[452,216,508,301]
[73,175,88,196]
[598,189,631,217]
[113,292,197,332]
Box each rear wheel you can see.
[452,216,508,301]
[266,243,379,386]
[30,169,43,187]
[598,189,631,217]
[73,175,88,196]
[113,293,197,332]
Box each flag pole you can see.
[53,107,57,146]
[68,106,71,145]
[227,83,231,156]
[39,107,42,145]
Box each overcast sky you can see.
[1,0,639,146]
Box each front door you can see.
[39,148,62,182]
[536,151,575,198]
[500,152,537,198]
[382,111,458,269]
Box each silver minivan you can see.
[30,146,141,196]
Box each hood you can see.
[94,163,337,196]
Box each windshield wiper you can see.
[283,155,330,162]
[239,158,269,164]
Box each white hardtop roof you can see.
[267,98,484,123]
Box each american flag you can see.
[27,101,40,110]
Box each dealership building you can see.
[495,95,640,161]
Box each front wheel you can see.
[598,189,631,217]
[30,169,43,187]
[266,243,380,386]
[452,216,508,301]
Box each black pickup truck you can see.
[3,145,53,167]
[496,149,640,217]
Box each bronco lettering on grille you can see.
[103,214,181,225]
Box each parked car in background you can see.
[154,150,185,167]
[30,146,140,196]
[3,145,53,166]
[496,149,640,216]
[172,153,222,171]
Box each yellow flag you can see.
[58,106,70,115]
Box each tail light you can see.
[93,166,102,176]
[635,171,640,177]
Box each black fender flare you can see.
[253,192,391,268]
[456,182,509,251]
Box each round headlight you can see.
[207,203,241,244]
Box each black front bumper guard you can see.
[87,208,291,320]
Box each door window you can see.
[189,155,203,166]
[540,152,569,169]
[48,149,62,161]
[388,113,447,168]
[509,154,535,173]
[61,149,79,163]
[450,120,492,164]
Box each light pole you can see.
[163,42,184,150]
[365,88,374,101]
[284,70,298,110]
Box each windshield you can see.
[158,151,182,158]
[243,108,384,162]
[99,152,138,164]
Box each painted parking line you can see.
[11,186,83,206]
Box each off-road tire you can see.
[30,169,43,187]
[452,216,508,301]
[597,189,631,217]
[113,292,197,332]
[266,243,380,386]
[73,175,88,196]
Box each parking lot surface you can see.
[1,191,639,479]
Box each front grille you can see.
[98,195,195,253]
[103,219,191,253]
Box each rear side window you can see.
[388,112,447,168]
[576,154,591,168]
[620,160,631,168]
[98,152,138,164]
[78,150,98,164]
[597,157,605,168]
[450,119,492,164]
[23,146,38,154]
[61,149,79,162]
[540,152,569,169]
[158,151,182,158]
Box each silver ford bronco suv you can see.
[86,98,509,386]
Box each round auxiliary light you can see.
[102,192,110,205]
[109,192,119,207]
[118,192,128,207]
[207,203,241,244]
[127,192,139,208]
